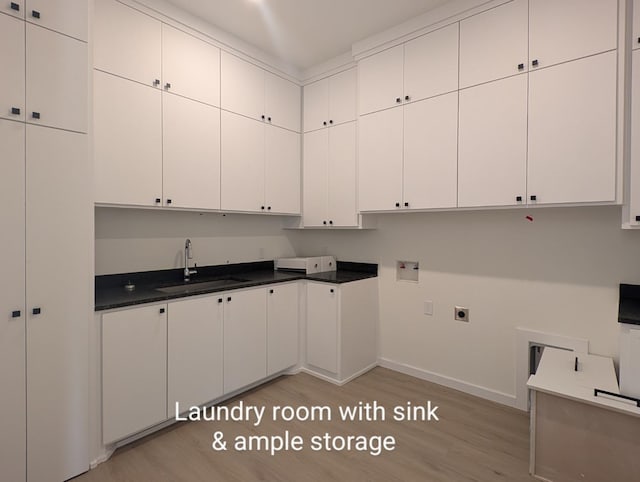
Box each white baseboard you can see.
[378,358,518,409]
[90,447,115,469]
[300,362,377,386]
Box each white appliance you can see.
[275,256,336,274]
[620,325,640,398]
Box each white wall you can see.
[95,207,296,275]
[287,205,640,403]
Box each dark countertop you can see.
[95,260,377,311]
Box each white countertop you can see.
[527,347,640,417]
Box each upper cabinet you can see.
[94,0,161,87]
[304,68,356,132]
[3,0,24,18]
[0,14,25,122]
[358,23,458,116]
[634,0,640,50]
[459,0,528,88]
[221,51,301,132]
[25,0,88,41]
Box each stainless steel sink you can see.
[155,278,250,294]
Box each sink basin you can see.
[155,278,250,295]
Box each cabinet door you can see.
[303,78,328,133]
[528,51,617,205]
[634,0,640,51]
[26,0,88,41]
[26,126,90,481]
[302,129,329,227]
[404,23,459,101]
[358,45,404,115]
[223,289,267,394]
[266,72,301,132]
[3,0,24,18]
[220,111,265,212]
[328,68,357,126]
[0,120,25,482]
[94,71,162,206]
[220,52,264,121]
[0,14,25,122]
[358,107,403,211]
[403,93,458,210]
[94,0,161,86]
[459,0,528,88]
[163,94,221,210]
[630,49,640,224]
[168,296,223,417]
[162,24,220,107]
[265,125,300,214]
[328,122,358,226]
[102,305,167,444]
[458,75,527,207]
[267,284,299,376]
[303,129,329,226]
[306,283,338,374]
[26,24,88,133]
[529,0,617,70]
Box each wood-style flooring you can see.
[74,367,532,481]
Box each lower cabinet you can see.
[306,279,378,383]
[267,283,299,375]
[102,304,168,444]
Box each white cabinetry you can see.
[25,0,88,41]
[221,110,300,214]
[304,68,356,132]
[221,51,300,132]
[634,0,640,51]
[358,23,458,116]
[223,288,268,394]
[303,122,358,227]
[0,14,25,122]
[102,304,168,444]
[3,0,24,18]
[168,296,223,417]
[267,283,299,375]
[628,49,640,226]
[359,92,458,212]
[306,279,378,383]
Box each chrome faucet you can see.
[184,238,197,281]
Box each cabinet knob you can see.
[227,296,232,302]
[10,2,19,11]
[218,298,223,303]
[11,107,20,115]
[31,112,40,119]
[517,63,524,70]
[11,310,21,318]
[323,220,327,225]
[323,121,327,126]
[31,9,40,18]
[261,206,265,210]
[516,196,523,202]
[404,95,410,101]
[165,83,171,89]
[329,220,333,225]
[261,115,265,120]
[155,198,161,204]
[267,117,272,122]
[330,288,334,293]
[395,202,400,207]
[267,206,271,211]
[404,202,409,207]
[269,289,274,294]
[159,308,165,314]
[396,97,402,103]
[530,195,537,201]
[153,79,160,86]
[532,59,539,67]
[166,199,172,204]
[32,307,41,315]
[329,119,333,124]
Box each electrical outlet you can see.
[454,306,469,322]
[424,301,433,316]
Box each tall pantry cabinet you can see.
[0,2,90,482]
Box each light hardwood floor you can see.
[74,368,532,481]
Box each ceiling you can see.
[164,0,452,71]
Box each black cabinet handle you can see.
[267,117,272,122]
[11,107,20,115]
[404,202,409,207]
[31,9,39,18]
[517,63,524,70]
[11,310,21,318]
[532,59,539,67]
[155,198,161,204]
[329,119,333,124]
[323,121,327,126]
[218,298,223,303]
[267,206,271,211]
[395,202,400,207]
[330,288,334,293]
[329,220,333,225]
[396,97,401,103]
[159,308,165,314]
[323,220,327,225]
[227,296,232,302]
[32,308,41,315]
[261,206,265,210]
[153,79,160,86]
[165,83,171,89]
[405,95,410,101]
[166,199,172,204]
[516,196,522,202]
[637,37,640,44]
[530,195,537,201]
[32,112,40,119]
[269,289,274,294]
[261,115,265,120]
[10,2,19,11]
